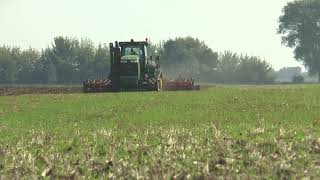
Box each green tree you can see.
[91,44,110,78]
[16,48,41,83]
[278,0,320,81]
[160,37,218,80]
[214,52,274,84]
[41,48,55,84]
[217,51,240,83]
[276,67,302,82]
[49,36,80,83]
[237,56,274,84]
[75,38,95,81]
[0,46,17,84]
[292,74,305,83]
[47,63,57,84]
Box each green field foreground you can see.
[0,85,320,179]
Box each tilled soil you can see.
[0,86,83,96]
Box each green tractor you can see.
[83,39,163,92]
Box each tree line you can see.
[0,37,110,84]
[0,36,275,84]
[157,37,274,84]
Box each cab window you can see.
[123,47,143,56]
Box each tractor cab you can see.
[119,40,148,69]
[109,40,149,89]
[103,39,162,91]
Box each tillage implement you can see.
[83,39,199,92]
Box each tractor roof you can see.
[119,40,148,46]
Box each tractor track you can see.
[0,86,82,96]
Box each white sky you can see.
[0,0,302,70]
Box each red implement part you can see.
[163,79,200,91]
[83,79,112,93]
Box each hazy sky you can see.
[0,0,301,70]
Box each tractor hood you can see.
[121,55,139,63]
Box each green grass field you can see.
[1,85,320,179]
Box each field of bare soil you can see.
[0,86,82,96]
